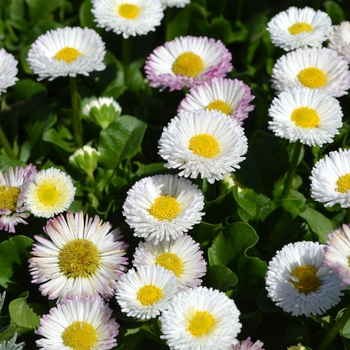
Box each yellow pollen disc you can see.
[187,311,215,337]
[172,52,205,77]
[288,22,313,35]
[206,99,233,116]
[37,184,59,206]
[137,285,163,306]
[0,186,20,211]
[189,134,220,158]
[336,173,350,193]
[149,196,181,221]
[155,252,184,277]
[62,321,97,350]
[290,265,321,294]
[54,47,83,63]
[58,239,100,278]
[118,3,139,19]
[290,107,320,128]
[297,67,327,89]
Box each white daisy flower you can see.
[123,174,205,244]
[36,296,119,349]
[323,223,350,285]
[0,48,18,94]
[160,0,190,8]
[310,149,350,208]
[268,87,343,147]
[133,234,207,290]
[0,164,37,233]
[91,0,164,39]
[158,109,248,184]
[25,167,75,218]
[266,241,343,317]
[160,286,242,350]
[233,337,265,350]
[116,265,178,320]
[271,47,350,97]
[145,36,233,91]
[27,26,106,81]
[178,77,255,125]
[29,211,129,301]
[267,6,331,51]
[328,21,350,62]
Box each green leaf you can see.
[25,0,61,23]
[43,128,75,152]
[323,1,345,24]
[79,0,97,29]
[167,6,191,40]
[98,116,147,169]
[203,265,238,292]
[10,79,47,103]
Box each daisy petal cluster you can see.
[0,164,36,233]
[91,0,164,39]
[27,26,106,81]
[36,296,119,349]
[0,48,18,94]
[158,109,248,184]
[310,149,350,208]
[266,241,343,317]
[233,337,265,350]
[160,0,190,8]
[328,21,350,62]
[267,6,331,51]
[178,77,255,125]
[145,36,232,91]
[133,234,207,290]
[29,211,128,301]
[160,286,242,350]
[271,47,350,97]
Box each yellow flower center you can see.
[118,3,139,19]
[288,22,313,35]
[155,252,183,277]
[290,107,320,128]
[149,196,181,221]
[58,239,100,278]
[189,134,220,158]
[54,47,83,63]
[336,174,350,193]
[297,67,327,89]
[0,186,20,211]
[137,285,163,306]
[38,184,59,206]
[290,265,321,294]
[62,321,97,350]
[206,99,233,115]
[172,52,205,77]
[187,311,215,337]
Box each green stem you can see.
[69,77,83,147]
[86,170,103,202]
[0,124,16,159]
[165,7,172,42]
[280,140,302,200]
[122,37,131,88]
[318,304,350,350]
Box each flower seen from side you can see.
[178,77,255,125]
[36,296,119,349]
[310,149,350,208]
[268,87,343,147]
[328,21,350,62]
[271,47,350,97]
[116,265,178,320]
[160,286,242,350]
[25,167,76,218]
[0,164,37,233]
[27,26,106,81]
[91,0,164,39]
[123,174,204,244]
[267,6,331,51]
[158,109,248,184]
[69,145,100,175]
[145,36,232,91]
[266,241,343,317]
[29,211,128,301]
[0,48,18,94]
[133,234,207,290]
[233,337,265,350]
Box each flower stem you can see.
[122,37,131,88]
[86,170,103,202]
[165,7,172,42]
[280,140,302,200]
[69,76,83,147]
[318,304,350,350]
[0,124,16,159]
